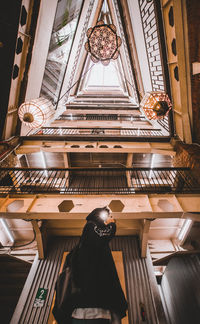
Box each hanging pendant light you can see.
[18,97,55,128]
[140,91,172,120]
[85,20,122,66]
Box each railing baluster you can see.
[27,127,165,138]
[151,169,160,189]
[0,167,199,195]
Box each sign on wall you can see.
[34,288,48,307]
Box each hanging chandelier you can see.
[18,97,55,129]
[140,91,172,120]
[85,20,122,66]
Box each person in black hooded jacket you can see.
[53,206,128,324]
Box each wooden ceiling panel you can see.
[69,152,127,167]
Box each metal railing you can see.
[0,168,199,195]
[56,114,147,121]
[29,127,164,137]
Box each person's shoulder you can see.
[85,220,96,228]
[82,221,96,233]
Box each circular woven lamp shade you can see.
[18,97,55,128]
[140,91,172,120]
[85,20,122,66]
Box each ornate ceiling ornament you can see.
[140,91,172,120]
[85,20,122,65]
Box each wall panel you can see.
[11,236,166,324]
[160,254,200,324]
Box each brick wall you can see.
[139,0,165,92]
[173,142,200,185]
[139,0,171,134]
[186,0,200,144]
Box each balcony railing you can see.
[0,168,199,195]
[56,114,147,121]
[28,127,165,138]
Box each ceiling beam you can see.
[31,220,45,260]
[0,212,185,220]
[15,141,175,155]
[0,193,200,220]
[140,219,151,258]
[63,153,69,186]
[126,153,133,187]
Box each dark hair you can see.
[86,207,110,225]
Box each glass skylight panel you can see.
[40,0,83,103]
[87,61,121,88]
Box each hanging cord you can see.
[193,142,200,148]
[0,219,36,249]
[54,63,95,108]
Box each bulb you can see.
[99,210,109,221]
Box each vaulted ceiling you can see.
[40,0,148,110]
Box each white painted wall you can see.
[25,0,58,100]
[21,0,58,135]
[127,0,152,93]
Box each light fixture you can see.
[0,218,14,243]
[85,20,122,66]
[178,219,193,243]
[18,64,95,127]
[18,97,55,129]
[18,23,121,128]
[99,210,109,221]
[140,91,172,120]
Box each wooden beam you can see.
[63,153,69,187]
[16,146,176,155]
[26,196,38,212]
[161,0,192,143]
[173,0,192,143]
[0,194,200,220]
[0,211,185,220]
[140,219,151,258]
[126,153,133,187]
[0,195,9,211]
[153,250,200,266]
[181,212,200,222]
[15,141,175,155]
[31,220,45,259]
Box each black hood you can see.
[86,207,110,226]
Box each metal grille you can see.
[0,167,199,195]
[86,114,118,120]
[29,127,164,137]
[56,114,146,121]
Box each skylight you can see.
[86,61,121,88]
[40,0,83,103]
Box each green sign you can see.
[33,288,48,307]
